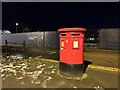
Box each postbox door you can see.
[60,40,65,50]
[73,40,79,49]
[61,40,64,47]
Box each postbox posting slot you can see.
[73,40,79,49]
[71,34,80,36]
[61,33,66,36]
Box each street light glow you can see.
[16,23,18,33]
[16,23,18,26]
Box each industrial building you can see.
[99,28,119,50]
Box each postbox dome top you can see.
[58,27,86,32]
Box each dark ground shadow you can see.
[2,46,25,56]
[83,60,92,73]
[2,45,60,60]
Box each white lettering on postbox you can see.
[66,40,68,43]
[61,48,64,50]
[61,41,64,47]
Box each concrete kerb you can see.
[86,48,119,52]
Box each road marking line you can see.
[40,58,59,63]
[88,65,120,72]
[40,58,120,72]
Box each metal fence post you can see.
[23,41,26,59]
[5,40,8,55]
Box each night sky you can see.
[2,2,119,33]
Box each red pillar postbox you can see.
[58,28,86,77]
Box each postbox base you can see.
[59,62,84,77]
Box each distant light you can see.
[16,23,18,26]
[3,30,11,34]
[89,38,94,41]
